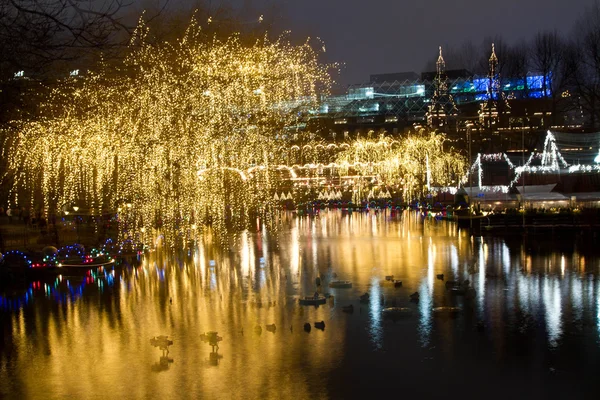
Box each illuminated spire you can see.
[427,45,457,129]
[436,46,445,78]
[488,43,500,100]
[489,43,498,82]
[435,46,447,96]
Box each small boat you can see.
[299,296,327,306]
[266,324,276,333]
[329,280,352,289]
[382,307,413,317]
[385,275,394,281]
[432,306,461,315]
[409,292,420,301]
[436,274,444,280]
[359,293,370,303]
[394,280,403,288]
[342,304,354,313]
[314,321,326,330]
[304,323,312,332]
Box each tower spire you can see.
[427,45,457,129]
[436,46,445,76]
[489,43,498,80]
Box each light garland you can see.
[3,19,334,245]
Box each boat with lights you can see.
[299,295,327,305]
[328,280,352,289]
[382,307,413,318]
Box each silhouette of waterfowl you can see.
[394,280,403,288]
[436,274,444,280]
[266,324,276,333]
[150,335,173,351]
[342,304,354,313]
[304,323,311,332]
[314,321,325,330]
[409,292,420,301]
[254,325,262,335]
[359,292,370,303]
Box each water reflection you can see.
[368,277,382,348]
[1,210,600,398]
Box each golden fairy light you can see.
[2,19,334,245]
[334,130,466,202]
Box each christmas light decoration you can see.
[2,19,334,244]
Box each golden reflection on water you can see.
[1,209,600,398]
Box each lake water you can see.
[1,210,600,399]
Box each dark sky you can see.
[183,0,596,87]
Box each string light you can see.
[3,19,334,244]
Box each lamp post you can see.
[72,204,80,243]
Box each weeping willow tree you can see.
[335,130,467,202]
[2,18,334,246]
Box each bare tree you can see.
[0,0,142,78]
[505,41,529,84]
[531,32,562,96]
[569,1,600,129]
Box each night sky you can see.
[167,0,594,86]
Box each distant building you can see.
[311,45,580,153]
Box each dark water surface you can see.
[1,210,600,399]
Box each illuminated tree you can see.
[2,18,334,245]
[335,130,466,202]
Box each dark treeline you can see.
[0,0,284,124]
[423,1,600,130]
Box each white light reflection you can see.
[478,242,486,317]
[502,243,510,276]
[597,278,600,340]
[209,268,217,291]
[240,230,251,278]
[571,273,583,323]
[450,244,458,279]
[198,241,206,284]
[290,223,300,277]
[428,240,435,296]
[371,214,378,236]
[369,277,383,349]
[542,276,563,347]
[418,280,432,347]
